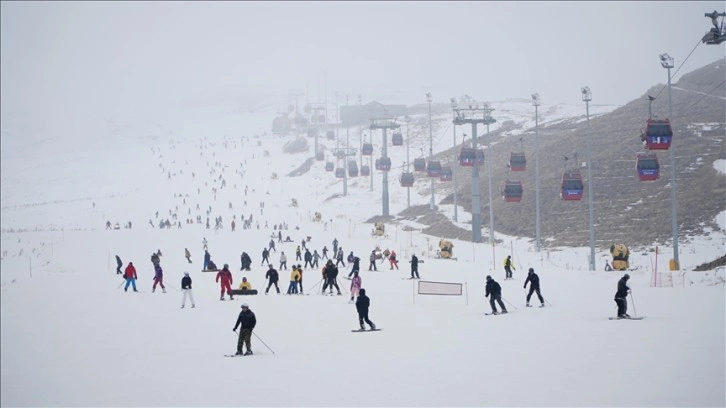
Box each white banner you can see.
[417,280,463,296]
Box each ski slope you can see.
[1,102,725,407]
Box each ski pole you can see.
[253,331,276,355]
[630,291,637,317]
[116,280,126,290]
[502,296,518,311]
[337,278,348,295]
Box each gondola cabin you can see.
[315,151,325,161]
[427,160,442,177]
[502,180,523,202]
[360,165,370,176]
[644,119,673,150]
[400,172,415,187]
[413,158,426,172]
[459,147,485,166]
[391,133,404,146]
[561,169,584,201]
[636,153,659,181]
[509,152,527,171]
[439,167,453,181]
[335,168,345,178]
[361,143,373,156]
[326,130,335,140]
[378,157,392,171]
[325,162,334,172]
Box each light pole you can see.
[486,108,495,245]
[427,92,435,211]
[581,86,596,271]
[532,93,541,252]
[345,94,350,196]
[405,115,411,209]
[661,53,679,269]
[450,97,458,222]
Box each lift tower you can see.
[370,118,400,217]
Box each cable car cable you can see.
[653,38,703,100]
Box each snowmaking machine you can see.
[372,222,385,237]
[610,244,630,271]
[438,239,454,259]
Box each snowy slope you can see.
[1,101,724,407]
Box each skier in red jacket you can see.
[216,264,234,300]
[123,262,138,292]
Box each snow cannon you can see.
[439,239,454,259]
[610,244,630,271]
[372,222,385,237]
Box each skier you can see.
[216,264,234,301]
[185,248,192,264]
[321,246,329,260]
[604,261,613,272]
[410,254,420,279]
[296,264,304,294]
[287,266,300,294]
[504,255,515,279]
[350,271,362,302]
[355,288,376,330]
[279,251,288,270]
[369,250,378,271]
[348,256,360,278]
[332,238,339,257]
[202,237,208,250]
[614,273,631,318]
[268,239,276,253]
[523,267,545,307]
[232,303,256,356]
[335,247,346,267]
[265,264,280,294]
[389,250,399,270]
[347,251,355,264]
[240,252,252,271]
[115,255,123,275]
[304,249,313,268]
[295,246,302,261]
[312,250,320,268]
[152,263,166,293]
[322,260,341,295]
[203,250,211,271]
[151,252,160,266]
[485,275,507,315]
[180,272,195,308]
[277,230,282,243]
[261,247,270,266]
[123,262,138,292]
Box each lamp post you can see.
[581,86,596,271]
[427,92,435,211]
[660,53,679,269]
[450,97,458,222]
[485,107,495,245]
[405,115,411,209]
[532,93,541,252]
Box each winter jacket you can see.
[151,253,160,265]
[356,290,370,313]
[216,268,233,285]
[369,252,376,262]
[262,249,269,258]
[154,264,163,279]
[323,264,339,280]
[304,251,312,261]
[116,256,122,267]
[280,253,287,262]
[185,249,191,258]
[239,281,252,290]
[411,255,419,269]
[347,252,355,263]
[485,279,502,297]
[233,309,257,331]
[124,264,137,279]
[266,268,279,282]
[204,252,211,262]
[290,269,301,282]
[389,251,397,261]
[351,275,362,290]
[504,257,515,270]
[352,257,360,270]
[181,276,192,289]
[615,277,630,299]
[524,272,540,289]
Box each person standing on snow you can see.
[504,255,515,280]
[123,262,138,292]
[369,250,378,271]
[232,303,256,356]
[322,260,341,295]
[410,254,420,279]
[203,250,211,271]
[295,246,302,261]
[389,250,399,270]
[335,247,346,267]
[304,249,313,268]
[216,264,234,301]
[523,268,545,307]
[261,247,270,266]
[115,255,123,275]
[279,251,288,270]
[350,271,362,303]
[312,250,320,268]
[485,275,507,315]
[185,248,192,264]
[296,264,304,294]
[614,274,631,318]
[321,246,329,260]
[181,272,195,308]
[152,263,166,293]
[348,256,360,278]
[355,288,376,330]
[287,266,301,294]
[265,265,280,294]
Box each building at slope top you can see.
[340,102,408,127]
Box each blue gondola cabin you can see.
[561,169,584,201]
[644,119,673,150]
[636,153,659,181]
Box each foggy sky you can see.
[2,1,724,123]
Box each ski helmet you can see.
[486,275,492,280]
[529,268,534,273]
[240,303,249,309]
[624,274,630,279]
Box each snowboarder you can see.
[203,250,211,271]
[265,265,280,294]
[216,264,234,300]
[185,248,192,264]
[322,260,341,295]
[355,288,376,330]
[348,256,360,278]
[614,274,631,318]
[232,303,256,356]
[181,272,195,308]
[504,255,515,279]
[410,254,420,279]
[350,271,362,302]
[389,250,399,270]
[485,275,507,315]
[369,250,378,271]
[261,247,270,266]
[123,262,138,292]
[152,263,166,293]
[279,251,288,270]
[523,268,545,307]
[115,255,123,274]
